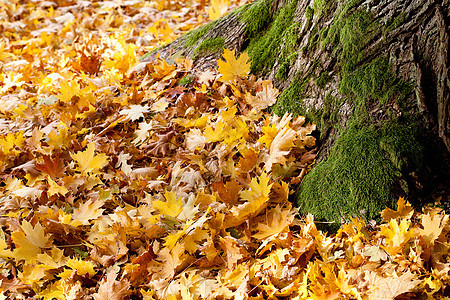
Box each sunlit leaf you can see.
[217,48,251,82]
[70,142,109,174]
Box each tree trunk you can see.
[144,0,449,228]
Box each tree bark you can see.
[144,0,449,228]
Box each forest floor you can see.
[0,0,448,299]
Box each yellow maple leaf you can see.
[36,247,66,269]
[93,269,130,300]
[208,0,230,20]
[12,220,51,263]
[0,230,12,258]
[46,176,69,197]
[173,114,210,129]
[59,79,81,103]
[70,142,109,174]
[165,207,211,252]
[224,173,272,228]
[217,48,251,82]
[70,199,106,226]
[18,264,45,285]
[258,120,278,147]
[380,218,416,255]
[0,40,14,61]
[253,205,295,240]
[0,131,25,156]
[264,125,296,171]
[381,197,414,222]
[420,212,445,246]
[66,257,97,277]
[367,270,421,300]
[141,289,156,300]
[164,227,188,251]
[203,120,227,142]
[47,122,71,149]
[153,191,183,218]
[38,280,64,300]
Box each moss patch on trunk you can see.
[193,37,225,59]
[242,0,300,75]
[297,121,423,231]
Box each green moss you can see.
[340,57,412,111]
[293,6,412,132]
[275,52,298,80]
[302,22,322,54]
[139,45,164,61]
[305,6,314,20]
[276,61,290,80]
[244,0,300,75]
[184,21,217,48]
[179,75,195,87]
[297,121,423,231]
[319,92,341,133]
[316,71,332,88]
[275,3,413,131]
[272,76,307,116]
[312,0,326,18]
[272,70,332,128]
[240,0,273,38]
[322,0,366,50]
[312,0,338,19]
[193,37,225,59]
[384,12,407,34]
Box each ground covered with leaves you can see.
[0,0,449,299]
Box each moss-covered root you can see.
[242,0,300,75]
[296,122,423,231]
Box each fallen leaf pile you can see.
[0,0,449,299]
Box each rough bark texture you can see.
[143,0,449,229]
